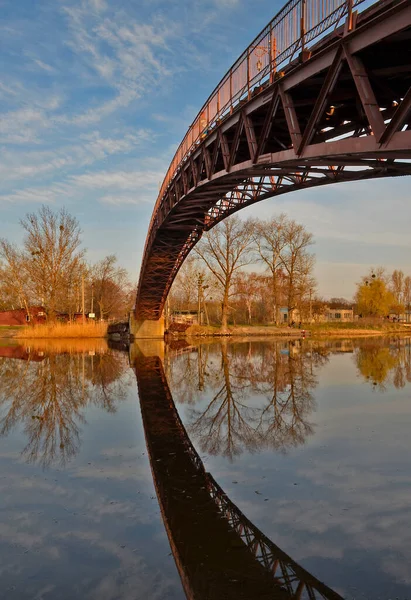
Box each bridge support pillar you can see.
[129,312,165,340]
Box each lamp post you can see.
[197,273,205,325]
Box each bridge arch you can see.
[136,0,411,321]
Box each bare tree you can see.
[91,254,133,320]
[194,216,254,331]
[20,205,85,318]
[404,276,411,318]
[279,219,315,318]
[169,256,207,312]
[253,214,288,323]
[391,270,405,315]
[233,271,261,324]
[0,240,32,318]
[254,216,315,322]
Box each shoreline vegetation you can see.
[14,321,108,339]
[184,322,411,338]
[0,321,409,340]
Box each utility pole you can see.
[309,288,312,323]
[164,296,170,330]
[82,273,85,324]
[202,284,210,326]
[197,273,204,326]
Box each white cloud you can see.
[70,169,160,190]
[59,2,206,127]
[0,130,152,184]
[89,0,108,11]
[0,185,70,204]
[99,195,147,206]
[0,162,162,207]
[67,86,140,126]
[60,7,176,126]
[33,59,56,73]
[0,108,48,144]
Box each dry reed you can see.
[16,321,108,339]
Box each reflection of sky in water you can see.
[0,348,184,600]
[169,338,411,600]
[1,338,411,599]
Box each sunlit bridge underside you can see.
[136,0,411,320]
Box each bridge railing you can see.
[153,0,366,221]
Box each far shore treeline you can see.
[1,206,410,327]
[170,214,411,327]
[0,205,135,322]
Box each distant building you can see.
[170,310,200,325]
[388,311,411,323]
[326,308,354,322]
[279,306,353,324]
[279,307,301,324]
[0,306,47,326]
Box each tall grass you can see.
[16,321,108,339]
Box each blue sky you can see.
[1,0,410,300]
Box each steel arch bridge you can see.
[136,0,411,322]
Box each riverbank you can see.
[183,322,411,338]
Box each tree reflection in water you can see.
[168,337,411,460]
[0,341,131,468]
[355,337,411,390]
[170,340,329,460]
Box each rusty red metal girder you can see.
[136,0,411,320]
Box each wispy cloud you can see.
[0,163,163,207]
[0,108,49,144]
[0,185,70,205]
[32,58,56,73]
[70,169,160,191]
[0,130,153,184]
[99,195,149,206]
[60,4,187,126]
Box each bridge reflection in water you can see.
[134,353,344,600]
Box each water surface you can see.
[0,337,410,599]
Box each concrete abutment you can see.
[129,312,165,339]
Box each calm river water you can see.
[0,336,411,599]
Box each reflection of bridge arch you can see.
[136,0,411,320]
[134,354,344,599]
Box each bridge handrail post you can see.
[300,0,306,54]
[269,23,276,83]
[346,0,354,32]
